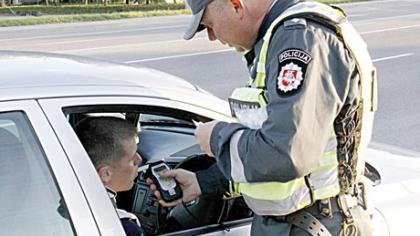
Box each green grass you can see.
[0,3,185,15]
[0,9,190,27]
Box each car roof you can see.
[0,51,199,101]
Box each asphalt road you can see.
[0,0,419,155]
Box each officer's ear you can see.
[229,0,244,19]
[229,0,244,14]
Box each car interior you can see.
[65,104,382,236]
[65,105,254,236]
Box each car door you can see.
[0,100,101,235]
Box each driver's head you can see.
[75,117,142,192]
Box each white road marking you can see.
[31,20,420,48]
[361,24,420,35]
[3,11,420,46]
[0,24,185,42]
[57,39,187,53]
[357,13,420,23]
[124,51,413,64]
[372,53,414,62]
[124,49,234,63]
[35,38,99,46]
[55,36,208,53]
[9,11,420,53]
[31,22,420,49]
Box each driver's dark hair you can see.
[75,116,138,168]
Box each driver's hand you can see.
[146,168,202,207]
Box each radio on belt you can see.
[147,161,182,202]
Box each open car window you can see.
[64,104,253,235]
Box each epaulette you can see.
[284,18,307,30]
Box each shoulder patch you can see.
[277,49,312,96]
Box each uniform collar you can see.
[106,187,118,207]
[244,0,303,65]
[257,0,303,42]
[106,186,139,222]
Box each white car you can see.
[1,51,419,236]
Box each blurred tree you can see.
[0,0,5,7]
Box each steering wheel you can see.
[168,154,226,229]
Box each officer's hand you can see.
[195,120,219,157]
[146,168,202,207]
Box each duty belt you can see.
[266,199,337,236]
[265,194,360,236]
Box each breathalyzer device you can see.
[147,161,182,202]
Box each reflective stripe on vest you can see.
[230,134,339,215]
[229,1,376,216]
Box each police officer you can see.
[149,0,378,235]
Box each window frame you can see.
[38,95,235,235]
[0,100,101,236]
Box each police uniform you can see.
[106,188,146,236]
[195,0,377,235]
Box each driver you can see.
[75,116,146,236]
